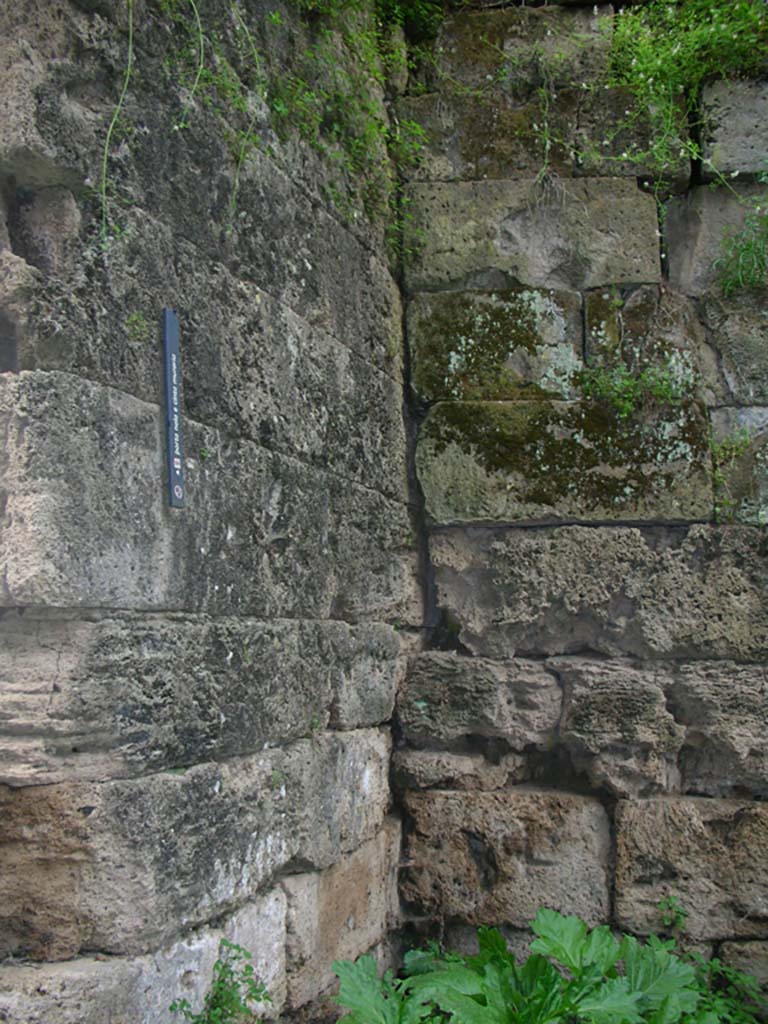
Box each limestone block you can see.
[398,652,560,748]
[556,658,684,797]
[397,91,576,183]
[404,179,660,292]
[666,184,764,297]
[408,288,582,402]
[719,941,768,987]
[416,400,712,524]
[0,890,287,1023]
[282,818,400,1008]
[0,372,419,622]
[700,291,768,404]
[701,81,768,179]
[0,610,401,785]
[0,250,40,372]
[615,798,768,940]
[392,750,525,791]
[402,788,611,927]
[668,661,768,798]
[430,525,768,660]
[435,5,611,98]
[585,285,725,406]
[0,729,391,959]
[710,408,768,526]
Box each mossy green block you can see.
[408,288,582,401]
[417,399,713,524]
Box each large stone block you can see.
[282,817,400,1009]
[0,373,419,622]
[668,661,768,798]
[417,400,712,524]
[404,179,660,292]
[0,728,391,959]
[556,658,684,798]
[402,788,611,927]
[408,288,582,402]
[0,610,401,785]
[0,890,287,1023]
[666,184,763,297]
[701,81,768,179]
[701,292,768,404]
[392,750,525,792]
[430,525,768,660]
[398,652,560,748]
[615,798,768,940]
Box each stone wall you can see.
[0,1,418,1020]
[396,0,768,974]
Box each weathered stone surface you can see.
[0,728,391,959]
[666,184,764,297]
[556,658,684,797]
[701,291,768,404]
[701,81,768,179]
[404,179,661,292]
[431,525,768,660]
[398,91,575,183]
[282,818,400,1008]
[585,285,725,406]
[0,610,401,786]
[398,652,560,748]
[0,890,286,1023]
[417,400,712,524]
[710,408,768,526]
[408,288,582,402]
[668,661,768,798]
[402,788,611,927]
[615,798,768,940]
[0,250,40,372]
[392,750,525,791]
[435,5,611,97]
[719,941,768,987]
[444,925,533,965]
[0,373,419,622]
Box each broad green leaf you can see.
[621,936,698,1012]
[575,978,643,1024]
[334,957,435,1024]
[580,926,622,975]
[530,909,588,972]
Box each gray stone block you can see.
[0,373,419,622]
[0,728,391,959]
[392,749,525,792]
[404,179,660,292]
[710,408,768,526]
[416,400,712,524]
[702,81,768,180]
[402,788,611,928]
[700,291,768,405]
[431,525,768,660]
[615,798,768,940]
[0,610,401,786]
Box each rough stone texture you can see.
[0,610,401,786]
[417,400,712,524]
[282,818,400,1009]
[701,291,768,405]
[398,652,560,748]
[719,941,768,987]
[407,287,582,402]
[0,250,41,372]
[615,798,768,940]
[701,81,768,179]
[402,788,611,927]
[430,525,768,660]
[404,178,661,293]
[557,658,684,798]
[0,889,287,1024]
[392,750,525,792]
[710,408,768,526]
[585,285,725,406]
[668,661,768,799]
[0,728,391,960]
[666,184,764,297]
[0,372,419,622]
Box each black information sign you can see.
[162,308,185,508]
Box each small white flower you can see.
[731,170,740,178]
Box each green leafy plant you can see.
[711,427,753,521]
[716,202,768,296]
[657,896,688,936]
[169,939,269,1024]
[579,362,688,420]
[687,954,766,1024]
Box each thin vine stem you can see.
[100,0,134,241]
[175,0,205,130]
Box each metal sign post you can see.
[162,308,185,508]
